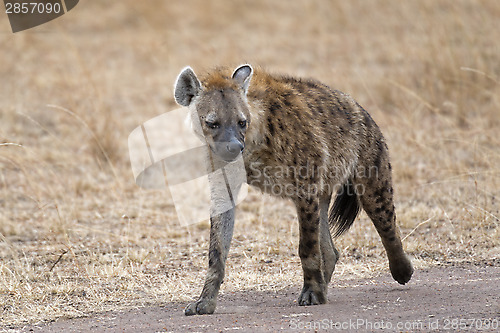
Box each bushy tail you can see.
[329,179,360,237]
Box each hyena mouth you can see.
[212,141,244,162]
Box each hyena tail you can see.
[329,179,360,238]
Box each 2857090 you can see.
[5,2,62,14]
[443,318,498,331]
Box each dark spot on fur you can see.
[388,162,392,170]
[266,136,271,145]
[374,188,384,198]
[388,236,396,242]
[308,226,317,233]
[311,153,321,165]
[345,112,353,126]
[305,212,313,221]
[208,248,220,267]
[269,102,280,115]
[306,240,317,249]
[375,207,383,214]
[283,95,293,107]
[302,268,322,283]
[268,118,275,135]
[306,101,314,111]
[315,99,326,114]
[304,80,319,89]
[381,226,392,233]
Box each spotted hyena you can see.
[174,64,413,316]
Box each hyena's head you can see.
[174,64,253,162]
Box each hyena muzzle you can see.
[174,64,414,316]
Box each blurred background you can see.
[0,0,499,326]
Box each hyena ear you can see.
[232,64,253,94]
[174,66,202,106]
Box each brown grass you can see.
[1,0,499,327]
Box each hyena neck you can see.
[244,99,267,148]
[242,70,278,148]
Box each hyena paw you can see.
[298,286,327,306]
[390,255,414,285]
[184,298,216,316]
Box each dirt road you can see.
[24,263,499,332]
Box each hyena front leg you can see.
[320,195,339,284]
[295,197,328,305]
[184,208,235,315]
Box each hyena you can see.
[174,64,413,316]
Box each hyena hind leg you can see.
[355,165,413,284]
[320,195,339,284]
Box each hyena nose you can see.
[227,141,244,154]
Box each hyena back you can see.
[174,64,413,316]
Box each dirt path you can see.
[24,264,499,332]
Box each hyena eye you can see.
[205,121,220,129]
[238,120,247,128]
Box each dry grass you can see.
[1,0,499,328]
